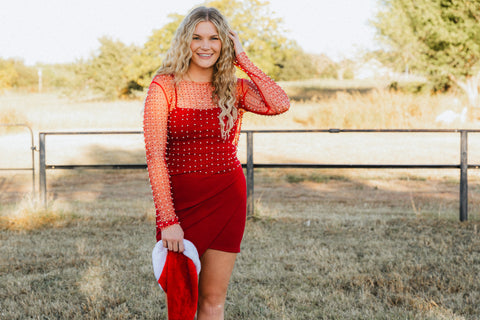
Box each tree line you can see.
[1,0,479,110]
[0,0,347,99]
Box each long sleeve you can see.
[236,52,290,115]
[143,77,179,230]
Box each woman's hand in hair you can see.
[161,223,185,252]
[228,30,244,56]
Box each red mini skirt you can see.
[157,165,247,257]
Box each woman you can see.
[143,6,289,319]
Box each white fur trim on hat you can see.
[152,239,201,291]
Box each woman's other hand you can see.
[228,30,244,56]
[161,224,185,252]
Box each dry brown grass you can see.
[0,92,143,132]
[1,84,480,319]
[1,82,478,135]
[1,169,480,319]
[243,87,476,130]
[0,196,73,230]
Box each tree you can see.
[371,1,422,75]
[273,45,320,81]
[0,59,18,90]
[84,37,140,99]
[310,54,338,79]
[128,0,317,88]
[0,58,37,91]
[205,0,315,80]
[372,0,480,111]
[127,14,183,88]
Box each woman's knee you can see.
[198,293,225,316]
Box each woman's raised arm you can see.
[235,52,290,115]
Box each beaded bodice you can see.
[144,52,290,230]
[167,106,242,176]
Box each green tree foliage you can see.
[127,14,183,88]
[205,0,316,80]
[372,0,480,109]
[371,1,420,75]
[83,37,140,99]
[12,61,37,89]
[310,54,339,79]
[128,0,317,89]
[37,63,79,92]
[0,58,37,91]
[271,42,319,81]
[0,59,18,90]
[46,0,317,99]
[0,58,86,94]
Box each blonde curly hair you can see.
[157,6,238,139]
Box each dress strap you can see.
[174,86,178,110]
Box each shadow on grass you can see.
[252,167,474,221]
[44,144,148,204]
[0,173,34,204]
[82,144,146,165]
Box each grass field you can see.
[1,168,480,319]
[1,84,480,319]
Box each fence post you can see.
[27,126,36,197]
[39,133,46,206]
[459,130,468,222]
[246,131,254,216]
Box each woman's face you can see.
[189,21,222,72]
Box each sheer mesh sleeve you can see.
[235,52,290,115]
[143,76,179,230]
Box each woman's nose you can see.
[200,40,210,49]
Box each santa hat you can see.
[152,239,201,320]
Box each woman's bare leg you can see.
[196,249,237,320]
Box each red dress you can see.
[143,52,289,257]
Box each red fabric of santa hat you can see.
[152,239,201,320]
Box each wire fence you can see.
[36,129,480,221]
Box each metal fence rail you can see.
[38,129,480,221]
[0,123,36,196]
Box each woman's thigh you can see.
[198,249,237,301]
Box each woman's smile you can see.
[189,21,222,72]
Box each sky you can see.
[0,0,379,66]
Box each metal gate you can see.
[0,123,36,196]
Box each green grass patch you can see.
[286,172,349,184]
[398,175,428,182]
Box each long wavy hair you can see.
[157,6,237,139]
